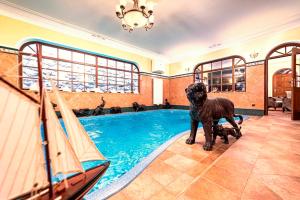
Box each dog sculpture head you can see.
[185,82,207,106]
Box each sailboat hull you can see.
[53,161,110,200]
[12,161,110,200]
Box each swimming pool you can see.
[78,109,244,199]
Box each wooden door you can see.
[291,48,300,120]
[273,73,292,97]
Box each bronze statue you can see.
[109,106,122,114]
[212,124,242,144]
[185,83,243,151]
[93,96,106,115]
[73,96,106,117]
[132,102,145,112]
[163,99,171,109]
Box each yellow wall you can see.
[169,26,300,75]
[0,15,152,73]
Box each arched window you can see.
[19,42,140,93]
[194,55,246,92]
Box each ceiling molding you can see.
[168,13,300,63]
[0,0,169,62]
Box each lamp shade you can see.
[124,10,148,28]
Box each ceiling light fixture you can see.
[116,0,155,32]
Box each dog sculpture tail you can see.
[234,114,243,124]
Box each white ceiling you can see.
[3,0,300,61]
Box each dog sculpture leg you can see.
[212,120,219,145]
[203,122,213,151]
[226,117,242,139]
[223,134,229,144]
[186,120,199,144]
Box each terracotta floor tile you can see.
[203,165,252,195]
[260,174,300,200]
[185,162,210,177]
[259,145,300,161]
[164,154,199,172]
[215,157,254,175]
[148,189,176,200]
[242,174,282,200]
[147,161,182,186]
[183,177,239,200]
[253,158,300,177]
[108,191,130,200]
[176,194,194,200]
[221,149,258,165]
[167,143,194,154]
[180,148,208,161]
[199,155,217,166]
[157,150,176,161]
[166,173,194,195]
[122,171,163,200]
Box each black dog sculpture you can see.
[163,99,172,109]
[185,82,243,151]
[212,124,242,144]
[110,106,122,114]
[93,96,106,116]
[132,102,145,112]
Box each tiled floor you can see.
[109,112,300,200]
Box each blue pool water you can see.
[80,109,191,193]
[69,109,244,195]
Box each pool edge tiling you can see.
[86,130,190,200]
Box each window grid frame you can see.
[194,55,246,93]
[19,42,140,93]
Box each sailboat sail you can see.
[44,91,84,175]
[0,79,48,199]
[52,85,105,162]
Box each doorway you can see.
[265,42,300,120]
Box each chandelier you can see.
[116,0,155,32]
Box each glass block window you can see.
[20,42,139,93]
[194,56,246,92]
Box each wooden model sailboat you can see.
[0,77,110,200]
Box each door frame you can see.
[264,42,300,115]
[291,47,300,120]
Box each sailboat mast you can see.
[37,43,54,198]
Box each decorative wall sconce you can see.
[185,67,190,72]
[250,51,259,59]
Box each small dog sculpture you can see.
[132,102,145,112]
[163,99,171,109]
[93,96,106,116]
[212,124,241,144]
[110,106,122,114]
[185,82,243,151]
